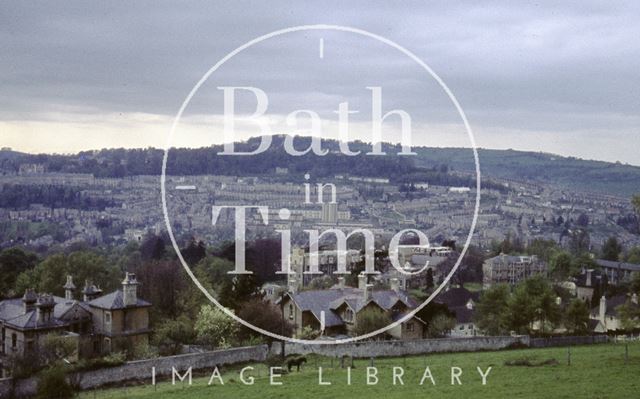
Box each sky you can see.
[1,1,639,165]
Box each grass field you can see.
[79,342,640,399]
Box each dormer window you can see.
[344,309,354,322]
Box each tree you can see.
[218,274,262,310]
[526,239,558,262]
[627,247,640,264]
[568,229,590,255]
[576,213,590,227]
[616,302,640,331]
[194,305,239,349]
[154,316,196,356]
[425,268,434,290]
[353,308,392,337]
[237,298,293,343]
[36,366,74,399]
[550,251,573,280]
[425,313,456,338]
[515,276,561,334]
[506,285,535,334]
[602,237,623,261]
[0,247,38,298]
[475,284,510,335]
[564,299,590,335]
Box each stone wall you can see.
[271,335,530,358]
[529,335,608,348]
[0,345,269,398]
[0,335,608,398]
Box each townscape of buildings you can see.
[1,164,640,366]
[2,166,638,253]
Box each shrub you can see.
[36,366,74,399]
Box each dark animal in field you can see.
[287,356,307,372]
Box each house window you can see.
[11,333,17,349]
[345,309,354,323]
[406,322,414,332]
[105,311,112,324]
[289,304,294,320]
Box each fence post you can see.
[625,343,629,365]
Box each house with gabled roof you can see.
[434,286,481,337]
[281,274,425,340]
[0,272,151,377]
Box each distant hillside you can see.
[1,137,638,198]
[413,147,640,198]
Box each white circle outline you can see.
[161,24,481,345]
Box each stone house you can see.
[589,294,639,332]
[280,275,425,340]
[482,254,547,289]
[0,273,151,377]
[434,287,481,337]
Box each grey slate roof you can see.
[435,287,479,308]
[88,290,152,310]
[595,259,640,272]
[0,295,73,330]
[287,287,418,328]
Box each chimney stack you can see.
[63,275,76,301]
[22,289,37,313]
[390,278,400,293]
[358,274,367,290]
[364,284,373,302]
[586,269,592,287]
[288,276,298,294]
[122,272,139,307]
[337,276,345,289]
[599,296,607,325]
[36,294,55,324]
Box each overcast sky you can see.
[1,1,639,165]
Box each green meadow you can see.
[79,342,640,399]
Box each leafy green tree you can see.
[353,308,392,337]
[475,284,510,335]
[36,366,74,399]
[616,302,640,331]
[14,251,119,297]
[194,305,238,349]
[568,229,590,255]
[237,298,293,343]
[564,299,590,335]
[526,239,558,262]
[550,251,573,280]
[506,285,535,334]
[154,315,196,356]
[602,237,623,261]
[218,274,262,310]
[425,268,435,290]
[0,247,38,297]
[426,313,456,338]
[296,326,320,340]
[627,247,640,264]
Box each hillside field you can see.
[79,342,640,399]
